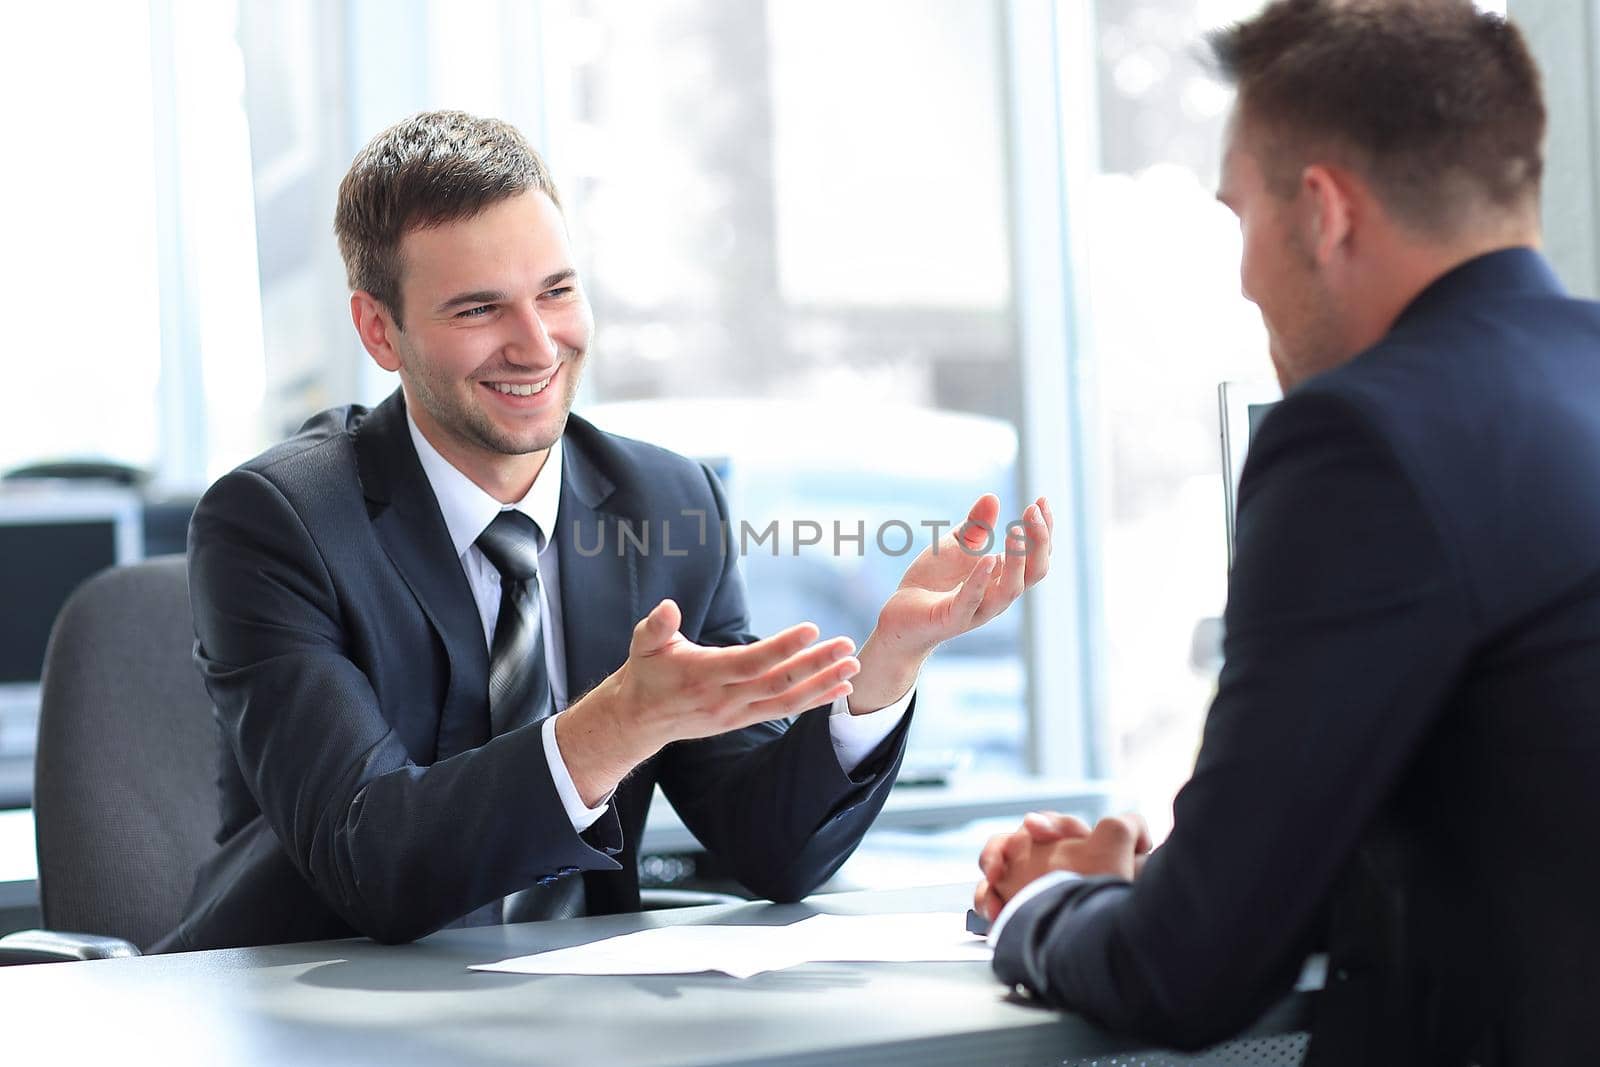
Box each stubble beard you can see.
[1269,235,1348,390]
[404,345,586,458]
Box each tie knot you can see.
[476,510,543,582]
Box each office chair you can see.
[0,556,214,962]
[2,459,148,487]
[0,555,735,965]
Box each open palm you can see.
[874,493,1052,656]
[848,493,1052,714]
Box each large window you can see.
[0,0,1562,827]
[1073,0,1269,838]
[543,0,1032,776]
[0,0,263,806]
[0,3,164,476]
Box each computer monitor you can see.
[1218,381,1281,568]
[0,485,143,806]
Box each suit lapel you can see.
[354,391,492,759]
[556,418,638,700]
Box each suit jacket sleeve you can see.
[655,463,910,903]
[994,391,1475,1048]
[188,468,619,945]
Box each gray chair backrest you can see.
[31,555,220,949]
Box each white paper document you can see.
[471,911,991,979]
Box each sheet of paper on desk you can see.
[470,911,991,979]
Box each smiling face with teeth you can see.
[351,190,594,501]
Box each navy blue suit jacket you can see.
[157,393,908,951]
[995,250,1600,1065]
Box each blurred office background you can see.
[0,0,1582,869]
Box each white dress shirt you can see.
[405,411,913,833]
[987,870,1082,947]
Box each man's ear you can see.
[1301,163,1355,265]
[351,291,403,373]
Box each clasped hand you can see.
[973,810,1153,923]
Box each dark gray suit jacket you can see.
[995,249,1600,1065]
[157,393,908,951]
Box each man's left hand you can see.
[848,494,1052,713]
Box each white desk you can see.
[0,808,34,910]
[0,883,1314,1066]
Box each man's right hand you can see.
[555,598,860,806]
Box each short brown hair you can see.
[334,110,561,328]
[1209,0,1545,234]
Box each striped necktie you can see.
[475,510,553,736]
[474,510,584,922]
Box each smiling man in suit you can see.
[974,2,1600,1063]
[157,110,1051,952]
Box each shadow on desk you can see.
[284,893,1312,1066]
[292,900,825,995]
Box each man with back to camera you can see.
[155,110,1052,951]
[974,1,1600,1063]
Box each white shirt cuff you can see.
[541,713,611,833]
[987,869,1081,947]
[827,687,914,774]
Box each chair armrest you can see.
[0,929,141,965]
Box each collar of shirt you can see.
[404,406,564,556]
